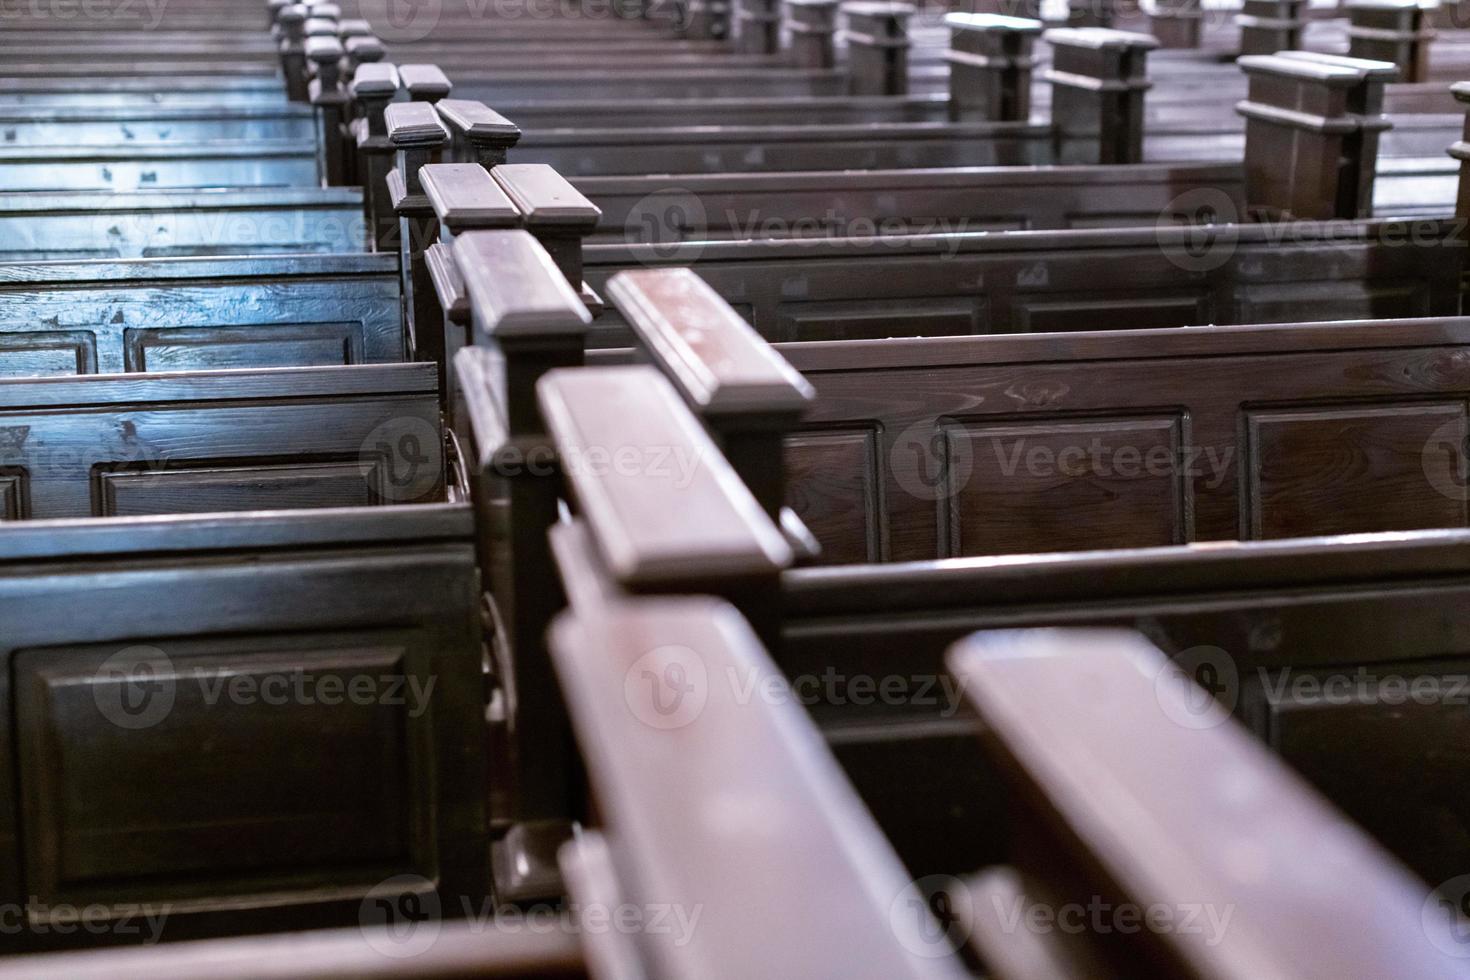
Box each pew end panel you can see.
[0,505,487,945]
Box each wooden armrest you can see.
[1043,25,1160,49]
[451,229,589,340]
[945,10,1043,32]
[344,36,385,64]
[435,98,523,161]
[303,16,338,36]
[336,16,371,34]
[303,35,343,63]
[1276,49,1400,80]
[350,61,399,98]
[607,267,813,423]
[536,366,790,588]
[948,628,1460,980]
[422,163,521,233]
[490,163,601,231]
[398,63,453,101]
[548,595,959,980]
[385,101,450,147]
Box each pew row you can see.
[582,219,1464,347]
[0,254,402,376]
[0,362,444,519]
[0,189,368,260]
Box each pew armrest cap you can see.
[385,101,451,146]
[1043,26,1160,49]
[944,11,1043,32]
[491,163,602,229]
[607,267,815,419]
[304,34,344,62]
[421,163,522,230]
[452,229,591,339]
[435,99,523,142]
[399,63,454,99]
[351,62,400,97]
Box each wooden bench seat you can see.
[0,77,287,108]
[0,140,320,192]
[0,362,443,519]
[0,103,317,147]
[581,162,1248,240]
[0,503,485,947]
[581,219,1462,347]
[0,254,402,376]
[0,188,367,260]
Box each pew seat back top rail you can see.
[0,362,446,520]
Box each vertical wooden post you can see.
[349,63,400,253]
[1347,0,1435,83]
[1067,0,1113,28]
[306,37,348,187]
[492,164,604,311]
[278,5,310,102]
[435,99,523,169]
[1150,0,1202,48]
[1044,27,1157,165]
[452,231,592,903]
[945,13,1042,123]
[387,102,452,370]
[420,163,522,403]
[1236,0,1307,57]
[735,0,782,53]
[1451,82,1470,224]
[842,1,914,96]
[687,0,731,38]
[1236,53,1398,220]
[786,0,840,68]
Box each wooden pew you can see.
[533,356,1470,898]
[580,161,1248,240]
[0,140,320,192]
[0,103,317,146]
[0,188,368,260]
[0,254,402,376]
[0,362,443,519]
[948,628,1469,979]
[0,503,487,947]
[582,218,1464,347]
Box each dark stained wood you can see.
[949,628,1465,979]
[0,362,443,518]
[775,317,1470,562]
[0,253,402,377]
[549,594,966,980]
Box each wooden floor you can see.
[4,0,1470,977]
